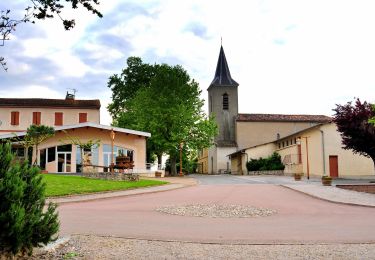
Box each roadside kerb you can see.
[48,177,197,205]
[282,184,375,208]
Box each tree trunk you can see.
[170,156,177,176]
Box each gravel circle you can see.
[156,204,277,218]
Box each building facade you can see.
[202,46,332,174]
[229,123,374,178]
[0,94,150,174]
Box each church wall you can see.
[208,86,238,145]
[236,121,316,150]
[245,143,277,160]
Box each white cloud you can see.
[4,0,375,123]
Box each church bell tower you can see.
[207,45,239,174]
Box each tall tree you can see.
[1,0,102,70]
[0,142,59,256]
[333,99,375,167]
[108,59,217,174]
[107,57,156,122]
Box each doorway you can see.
[57,153,71,173]
[329,155,338,178]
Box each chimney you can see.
[65,91,75,100]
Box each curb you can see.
[281,185,375,208]
[47,183,192,205]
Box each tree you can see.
[60,131,100,172]
[26,125,55,165]
[0,142,59,256]
[333,99,375,166]
[108,58,218,175]
[1,0,102,71]
[108,57,156,122]
[369,105,375,125]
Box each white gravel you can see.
[156,204,277,218]
[31,235,375,260]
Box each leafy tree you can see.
[370,105,375,125]
[108,57,156,121]
[26,125,55,165]
[1,0,102,70]
[109,58,218,175]
[60,131,100,172]
[333,99,375,166]
[0,142,59,256]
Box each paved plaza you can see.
[57,175,375,244]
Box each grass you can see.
[42,174,168,197]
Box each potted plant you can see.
[321,176,332,186]
[294,173,302,181]
[155,171,162,178]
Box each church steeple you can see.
[209,45,239,88]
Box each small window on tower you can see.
[223,93,229,110]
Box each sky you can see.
[1,0,374,125]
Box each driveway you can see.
[58,175,375,244]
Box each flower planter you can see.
[155,171,162,178]
[322,176,332,186]
[294,174,302,181]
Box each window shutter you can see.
[79,113,87,123]
[55,112,63,126]
[33,112,41,125]
[11,111,19,125]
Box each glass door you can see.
[57,152,72,173]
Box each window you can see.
[209,95,213,112]
[79,113,87,123]
[278,143,281,149]
[10,111,19,125]
[222,93,229,110]
[32,112,41,125]
[55,112,63,126]
[57,144,72,152]
[47,147,56,162]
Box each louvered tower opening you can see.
[223,93,229,110]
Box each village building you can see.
[198,46,374,178]
[0,93,150,174]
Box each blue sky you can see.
[1,0,375,124]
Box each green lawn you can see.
[42,174,168,197]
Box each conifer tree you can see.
[0,142,59,256]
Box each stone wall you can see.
[247,170,284,176]
[83,172,139,181]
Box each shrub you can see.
[246,152,285,171]
[0,143,59,257]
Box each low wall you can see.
[248,170,284,176]
[82,172,139,181]
[336,184,375,194]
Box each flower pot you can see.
[294,174,302,181]
[155,171,162,178]
[322,176,332,186]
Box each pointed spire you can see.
[209,45,239,88]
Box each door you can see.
[329,155,338,178]
[57,153,72,173]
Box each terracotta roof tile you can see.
[236,113,332,122]
[0,98,101,109]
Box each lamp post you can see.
[179,142,183,176]
[110,129,115,173]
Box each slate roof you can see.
[0,98,101,109]
[236,113,332,122]
[209,46,239,88]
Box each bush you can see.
[246,152,285,171]
[0,143,59,257]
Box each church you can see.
[198,46,373,178]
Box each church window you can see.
[209,95,213,112]
[223,93,229,110]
